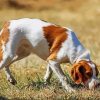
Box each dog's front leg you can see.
[4,67,17,85]
[44,64,53,83]
[48,60,75,92]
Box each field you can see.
[0,0,100,99]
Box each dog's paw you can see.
[65,85,76,93]
[44,80,51,86]
[7,77,17,85]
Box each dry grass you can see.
[0,0,100,99]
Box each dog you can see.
[0,18,99,92]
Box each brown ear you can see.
[71,65,83,84]
[79,61,93,79]
[71,62,93,84]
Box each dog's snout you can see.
[93,81,98,89]
[95,82,100,88]
[88,79,100,90]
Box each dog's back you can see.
[0,18,86,66]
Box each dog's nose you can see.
[95,82,100,88]
[88,81,100,90]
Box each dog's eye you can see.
[79,65,85,74]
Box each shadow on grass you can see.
[20,79,84,91]
[20,73,50,90]
[18,71,100,93]
[0,96,8,100]
[18,72,85,91]
[16,72,85,91]
[21,81,48,90]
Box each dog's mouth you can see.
[83,78,100,89]
[95,83,100,88]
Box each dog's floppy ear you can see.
[71,64,83,84]
[71,61,93,84]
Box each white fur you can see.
[57,29,90,64]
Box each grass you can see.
[0,0,100,99]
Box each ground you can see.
[0,0,100,99]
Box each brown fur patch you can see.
[16,39,31,58]
[43,25,67,60]
[0,22,10,62]
[71,60,93,84]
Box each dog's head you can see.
[71,60,99,89]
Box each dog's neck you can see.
[72,50,91,64]
[65,30,91,64]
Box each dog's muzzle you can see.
[84,77,100,89]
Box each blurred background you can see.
[0,0,100,99]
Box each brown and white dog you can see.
[0,18,99,92]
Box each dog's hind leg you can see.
[0,56,17,85]
[4,54,30,85]
[4,39,31,85]
[4,67,17,85]
[44,63,53,83]
[3,56,19,85]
